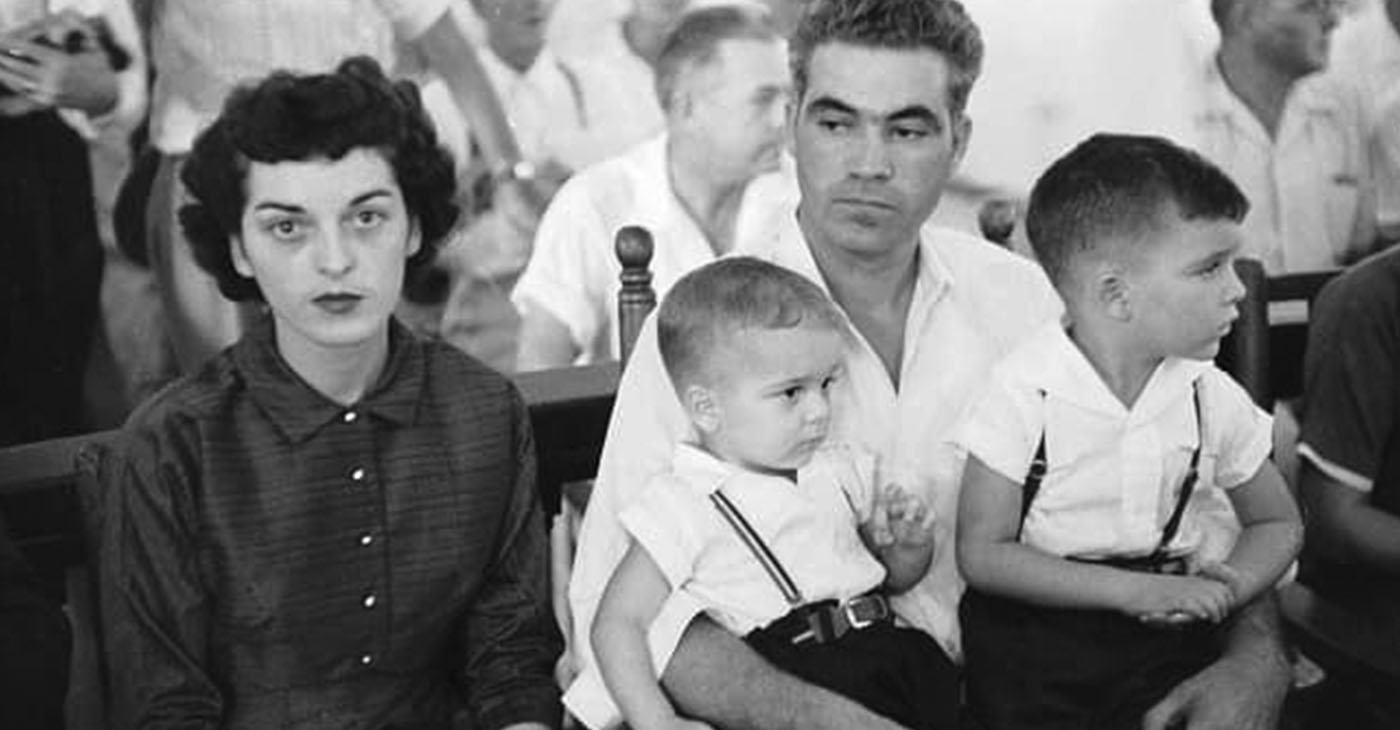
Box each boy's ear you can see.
[1094,263,1133,321]
[683,384,722,434]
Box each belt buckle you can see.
[843,595,884,631]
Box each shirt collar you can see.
[759,211,952,309]
[232,314,426,444]
[1198,52,1344,134]
[1012,321,1211,420]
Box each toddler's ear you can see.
[683,384,721,435]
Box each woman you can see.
[98,57,561,730]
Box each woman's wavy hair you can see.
[178,56,460,302]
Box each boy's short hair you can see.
[1025,133,1249,290]
[179,56,459,302]
[658,257,845,392]
[790,0,983,116]
[654,4,781,113]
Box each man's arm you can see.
[1300,462,1400,573]
[407,9,519,171]
[660,617,908,730]
[517,305,583,371]
[1142,592,1291,730]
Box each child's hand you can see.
[865,483,936,550]
[1122,573,1235,626]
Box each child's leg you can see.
[962,588,1222,730]
[745,622,959,730]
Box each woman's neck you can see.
[274,323,391,407]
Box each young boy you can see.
[591,257,958,730]
[955,134,1303,730]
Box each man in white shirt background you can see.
[1193,0,1379,274]
[512,3,793,369]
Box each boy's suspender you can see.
[1018,379,1205,560]
[709,488,893,644]
[709,490,805,607]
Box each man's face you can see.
[1243,0,1340,77]
[473,0,558,69]
[679,37,791,183]
[790,42,970,259]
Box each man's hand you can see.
[1142,598,1290,730]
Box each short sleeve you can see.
[618,476,710,592]
[1201,368,1274,489]
[372,0,450,40]
[954,374,1043,485]
[1297,270,1400,492]
[511,178,612,354]
[1371,94,1400,231]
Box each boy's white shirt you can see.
[566,213,1069,728]
[955,321,1271,564]
[621,443,886,637]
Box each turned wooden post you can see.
[616,225,656,366]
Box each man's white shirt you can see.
[1189,56,1376,273]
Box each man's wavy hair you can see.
[790,0,983,116]
[178,56,460,302]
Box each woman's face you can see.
[230,148,420,363]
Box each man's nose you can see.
[850,129,893,179]
[1224,260,1246,304]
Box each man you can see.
[139,0,529,375]
[1296,245,1400,620]
[1329,0,1400,241]
[512,3,793,368]
[567,1,1294,729]
[1195,0,1378,274]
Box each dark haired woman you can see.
[97,57,561,730]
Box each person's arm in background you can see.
[461,390,563,730]
[1296,256,1400,572]
[406,6,555,216]
[511,177,611,371]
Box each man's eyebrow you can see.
[805,96,858,116]
[887,106,940,125]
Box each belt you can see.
[761,593,893,646]
[1073,554,1190,575]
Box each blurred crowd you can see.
[2,0,1396,442]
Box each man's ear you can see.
[684,383,722,434]
[952,112,973,168]
[1094,263,1133,321]
[229,235,254,279]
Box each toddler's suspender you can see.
[709,489,806,607]
[1018,379,1205,559]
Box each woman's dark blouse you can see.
[99,317,562,730]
